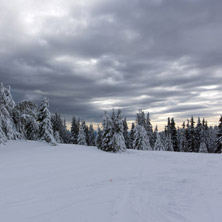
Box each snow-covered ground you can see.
[1,141,222,222]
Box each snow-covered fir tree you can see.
[188,117,195,152]
[164,124,173,151]
[136,110,146,128]
[83,122,90,146]
[194,117,202,152]
[0,83,20,140]
[146,113,155,148]
[37,97,56,145]
[199,124,208,153]
[101,111,113,152]
[51,112,63,143]
[88,124,95,146]
[100,110,126,152]
[78,123,87,145]
[0,115,7,144]
[61,119,70,143]
[154,127,164,151]
[96,126,102,149]
[215,116,222,153]
[123,117,130,148]
[112,110,126,152]
[207,126,217,153]
[165,135,173,151]
[129,122,135,149]
[70,116,80,144]
[178,122,188,152]
[12,101,38,140]
[170,118,179,152]
[133,125,151,150]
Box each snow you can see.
[1,141,222,222]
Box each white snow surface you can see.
[1,140,222,222]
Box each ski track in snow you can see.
[1,141,222,222]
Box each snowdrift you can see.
[1,141,222,222]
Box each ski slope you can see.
[0,141,222,222]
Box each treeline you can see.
[0,83,95,146]
[0,83,222,153]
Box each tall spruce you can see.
[101,111,113,152]
[37,97,56,145]
[194,117,202,152]
[215,116,222,153]
[188,117,195,152]
[199,124,208,153]
[112,109,126,152]
[51,112,63,143]
[88,124,95,146]
[96,126,102,149]
[70,116,80,144]
[170,118,179,152]
[0,83,20,140]
[123,117,130,148]
[179,122,188,152]
[78,123,87,145]
[146,113,155,148]
[129,122,135,149]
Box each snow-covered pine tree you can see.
[198,122,208,153]
[83,122,90,146]
[101,111,113,152]
[215,116,222,153]
[136,110,146,128]
[207,126,217,153]
[154,127,164,151]
[123,117,130,149]
[0,83,20,140]
[88,124,95,146]
[170,118,179,152]
[112,109,126,152]
[60,119,70,143]
[78,122,87,145]
[199,124,208,153]
[164,124,173,152]
[133,125,151,150]
[12,101,38,140]
[37,97,56,145]
[129,122,135,149]
[96,126,102,149]
[194,117,202,152]
[51,112,63,143]
[165,135,173,151]
[179,122,188,152]
[188,116,195,152]
[146,113,155,148]
[70,116,80,144]
[0,115,7,144]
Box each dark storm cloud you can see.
[1,0,222,126]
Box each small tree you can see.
[154,128,164,151]
[133,125,151,150]
[78,123,87,145]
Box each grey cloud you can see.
[1,0,222,127]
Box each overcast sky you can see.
[1,0,222,128]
